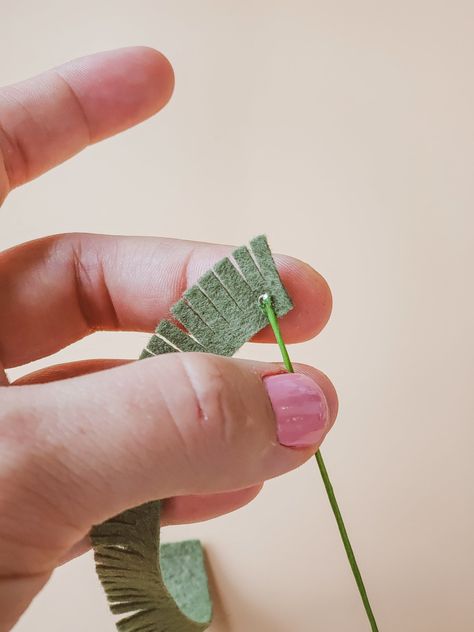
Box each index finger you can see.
[0,47,174,201]
[0,234,332,368]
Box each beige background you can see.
[1,1,473,630]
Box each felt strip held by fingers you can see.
[91,235,293,632]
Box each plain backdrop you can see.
[1,2,473,631]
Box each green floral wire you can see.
[259,293,379,632]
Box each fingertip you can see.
[127,46,175,111]
[58,46,175,142]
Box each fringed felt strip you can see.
[92,502,210,632]
[91,235,293,632]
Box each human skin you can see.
[0,47,338,631]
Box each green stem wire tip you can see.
[259,293,379,632]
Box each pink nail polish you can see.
[264,373,329,447]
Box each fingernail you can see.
[263,373,329,447]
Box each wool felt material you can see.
[91,235,293,632]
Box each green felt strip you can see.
[160,541,212,624]
[198,270,241,326]
[250,235,293,315]
[232,245,267,291]
[183,286,228,332]
[213,258,255,308]
[92,235,293,632]
[156,321,205,353]
[146,334,176,356]
[139,349,155,360]
[171,301,214,348]
[92,502,210,632]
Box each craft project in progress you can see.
[91,235,378,631]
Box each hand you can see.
[0,47,337,630]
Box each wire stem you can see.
[259,294,379,632]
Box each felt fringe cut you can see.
[91,235,293,632]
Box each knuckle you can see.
[0,146,9,205]
[0,389,81,543]
[0,392,50,512]
[0,390,38,474]
[180,354,241,444]
[0,391,65,571]
[0,107,27,200]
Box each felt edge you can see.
[160,539,213,625]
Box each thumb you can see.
[3,353,336,558]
